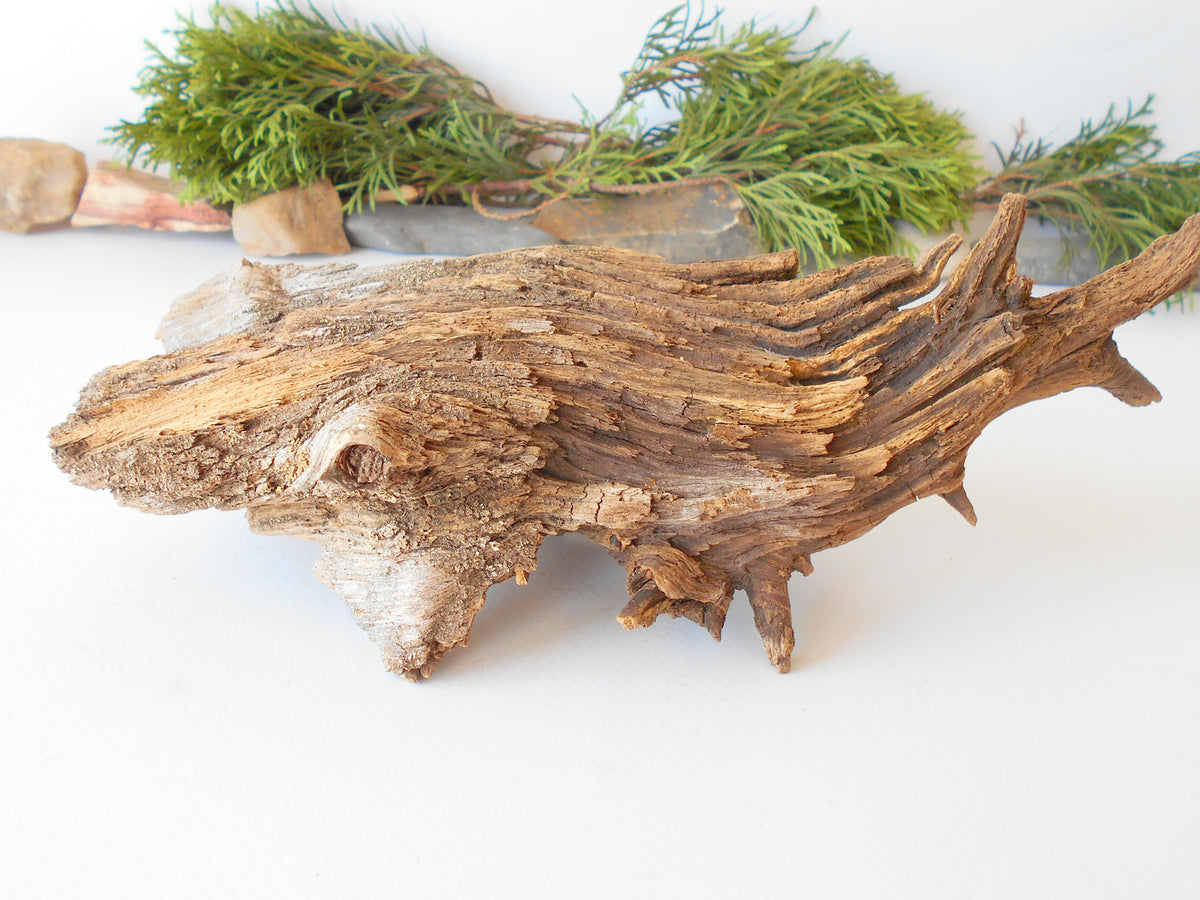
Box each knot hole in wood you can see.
[338,444,389,485]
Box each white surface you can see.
[4,1,1200,897]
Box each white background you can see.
[3,1,1199,897]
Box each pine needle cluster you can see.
[111,2,980,267]
[967,98,1200,269]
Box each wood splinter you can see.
[49,194,1200,680]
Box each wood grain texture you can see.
[50,195,1200,679]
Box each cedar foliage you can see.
[110,3,1200,271]
[967,98,1200,270]
[111,3,979,267]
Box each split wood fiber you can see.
[51,195,1200,679]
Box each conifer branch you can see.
[107,3,1200,276]
[966,98,1200,269]
[109,2,980,268]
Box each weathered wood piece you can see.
[50,195,1200,680]
[70,162,232,232]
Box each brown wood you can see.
[49,194,1200,680]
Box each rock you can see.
[70,162,231,232]
[532,181,760,263]
[899,209,1200,288]
[231,179,350,256]
[345,182,759,262]
[1001,216,1104,284]
[344,202,556,255]
[0,138,88,233]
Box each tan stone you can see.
[0,138,88,233]
[71,162,231,232]
[231,179,351,256]
[532,180,758,263]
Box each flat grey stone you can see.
[345,182,760,262]
[345,203,556,255]
[899,210,1200,288]
[533,181,759,263]
[1006,219,1104,285]
[348,188,1194,288]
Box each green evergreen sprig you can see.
[110,2,981,268]
[111,3,1199,274]
[966,98,1200,269]
[112,3,588,212]
[596,9,981,265]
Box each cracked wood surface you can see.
[50,195,1200,679]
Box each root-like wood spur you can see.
[50,195,1200,679]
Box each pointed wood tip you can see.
[941,485,978,526]
[617,587,668,630]
[1035,211,1200,334]
[933,194,1028,322]
[388,644,448,682]
[1101,359,1162,407]
[744,562,796,673]
[618,587,727,640]
[917,233,964,281]
[760,630,796,672]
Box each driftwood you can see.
[50,195,1200,680]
